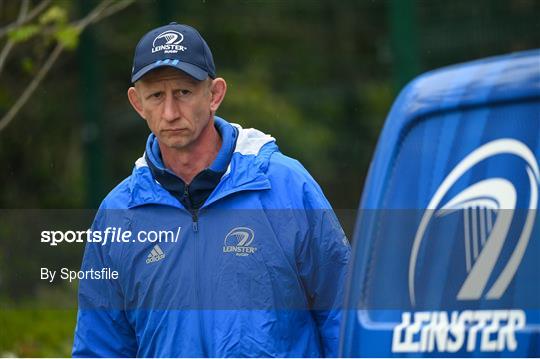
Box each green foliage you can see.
[0,86,10,109]
[39,5,68,26]
[55,25,81,50]
[7,25,40,43]
[8,4,80,50]
[363,82,394,118]
[20,57,35,74]
[220,68,334,174]
[39,5,81,50]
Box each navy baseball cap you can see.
[131,22,216,83]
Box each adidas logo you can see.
[146,244,165,264]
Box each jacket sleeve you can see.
[72,210,138,358]
[296,181,352,357]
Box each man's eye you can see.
[147,92,162,100]
[178,89,191,96]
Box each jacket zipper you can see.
[193,208,203,348]
[192,210,199,232]
[182,184,200,233]
[185,184,205,355]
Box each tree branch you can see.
[18,0,30,21]
[0,37,14,74]
[73,0,114,31]
[0,43,62,132]
[0,0,50,39]
[96,0,135,21]
[73,0,135,31]
[0,0,29,75]
[0,0,135,132]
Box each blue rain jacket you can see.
[72,118,351,357]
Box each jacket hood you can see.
[128,118,277,208]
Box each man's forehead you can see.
[138,67,201,85]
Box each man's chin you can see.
[165,142,189,150]
[158,135,192,150]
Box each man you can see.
[72,22,350,358]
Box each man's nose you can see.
[162,94,180,122]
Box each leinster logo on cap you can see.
[152,30,187,54]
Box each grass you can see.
[0,285,78,357]
[0,307,77,357]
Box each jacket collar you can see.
[127,118,276,209]
[143,117,238,211]
[144,117,237,175]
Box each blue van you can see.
[340,49,540,357]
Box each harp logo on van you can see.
[409,138,539,305]
[392,139,538,353]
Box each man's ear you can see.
[127,86,146,120]
[209,78,227,113]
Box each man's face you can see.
[130,68,214,150]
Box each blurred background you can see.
[0,0,538,356]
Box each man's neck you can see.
[159,120,222,184]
